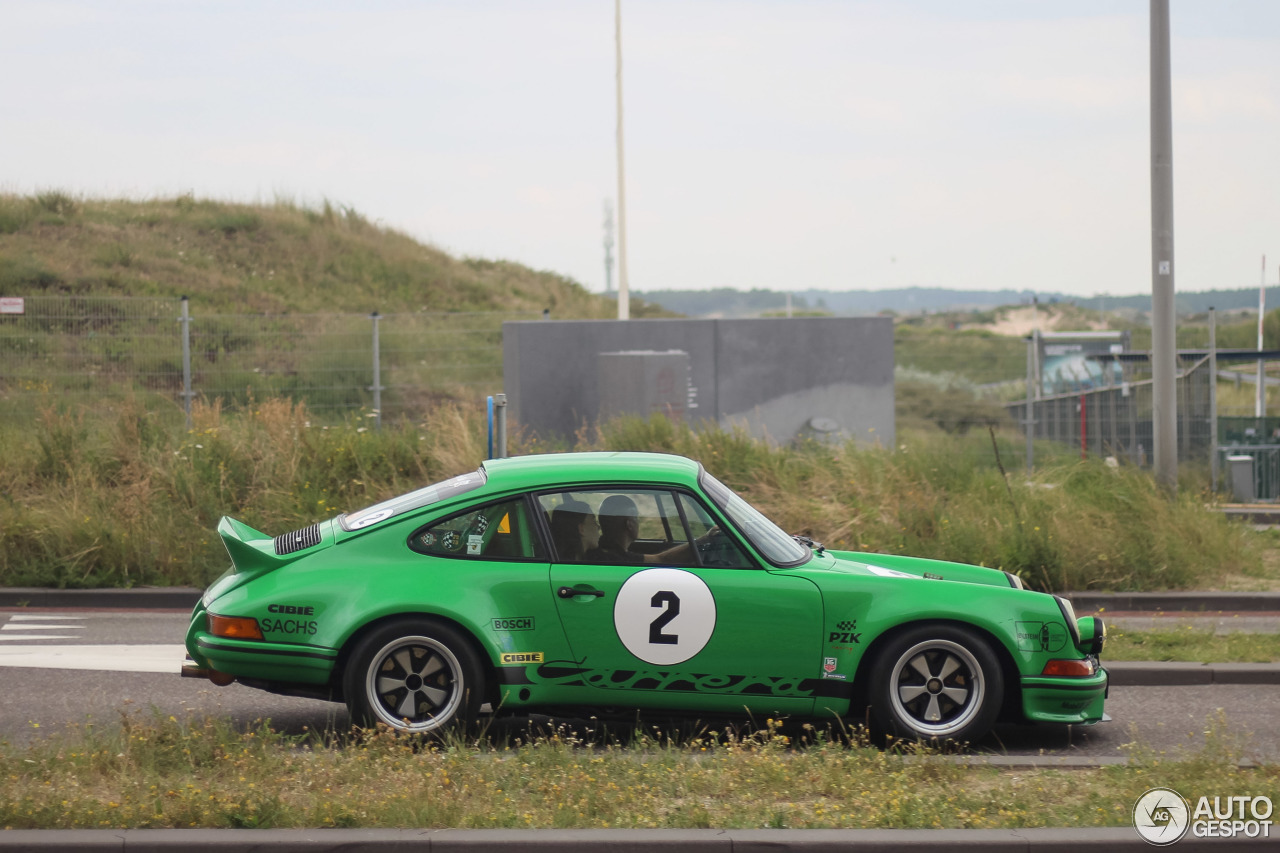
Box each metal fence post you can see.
[1209,307,1219,491]
[180,296,193,430]
[370,311,382,429]
[495,393,508,459]
[1024,334,1035,471]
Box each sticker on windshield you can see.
[613,568,716,666]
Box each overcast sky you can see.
[3,0,1279,299]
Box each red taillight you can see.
[1041,659,1096,677]
[208,614,264,640]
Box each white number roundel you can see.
[613,568,716,666]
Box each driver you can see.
[584,495,717,565]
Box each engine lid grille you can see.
[274,523,322,556]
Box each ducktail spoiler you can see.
[217,516,283,575]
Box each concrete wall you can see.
[503,317,894,447]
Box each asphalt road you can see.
[2,607,1278,762]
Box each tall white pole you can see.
[615,0,630,320]
[1150,0,1177,492]
[1257,255,1267,418]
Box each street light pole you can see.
[615,0,630,320]
[1150,0,1177,492]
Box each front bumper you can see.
[1020,666,1109,725]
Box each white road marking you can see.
[2,615,84,641]
[0,645,187,673]
[0,635,81,641]
[6,615,87,621]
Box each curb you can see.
[1068,591,1280,612]
[0,827,1270,852]
[0,587,202,609]
[1105,660,1280,685]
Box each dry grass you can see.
[0,713,1271,830]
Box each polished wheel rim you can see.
[888,639,984,737]
[365,636,463,731]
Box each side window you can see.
[540,489,684,564]
[677,493,755,569]
[410,498,546,561]
[539,488,725,568]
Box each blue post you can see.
[487,395,495,459]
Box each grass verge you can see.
[1,712,1272,830]
[0,398,1264,591]
[1105,626,1280,663]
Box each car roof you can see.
[480,451,703,493]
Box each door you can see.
[540,488,823,715]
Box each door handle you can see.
[558,586,605,599]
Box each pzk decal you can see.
[828,619,861,645]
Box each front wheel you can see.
[867,624,1003,743]
[343,618,485,734]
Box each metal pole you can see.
[1025,334,1035,472]
[495,393,508,459]
[370,312,382,429]
[1258,255,1267,418]
[1209,306,1219,491]
[614,0,630,320]
[1150,0,1178,492]
[180,296,192,430]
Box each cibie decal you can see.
[613,568,716,666]
[500,652,544,664]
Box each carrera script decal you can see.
[528,659,817,698]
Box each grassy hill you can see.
[0,192,665,318]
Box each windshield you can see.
[341,469,487,531]
[699,470,809,566]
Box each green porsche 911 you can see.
[183,451,1107,742]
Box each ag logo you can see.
[614,568,716,666]
[1133,787,1190,845]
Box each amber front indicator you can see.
[208,614,264,640]
[1041,659,1096,677]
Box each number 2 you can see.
[649,590,679,645]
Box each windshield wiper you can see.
[792,534,825,555]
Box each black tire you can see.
[867,623,1003,743]
[342,618,485,734]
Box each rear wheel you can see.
[868,624,1003,743]
[343,618,485,734]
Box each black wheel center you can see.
[926,678,943,694]
[405,674,423,690]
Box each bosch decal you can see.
[492,617,535,631]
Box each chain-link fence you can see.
[0,295,537,425]
[1006,353,1214,466]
